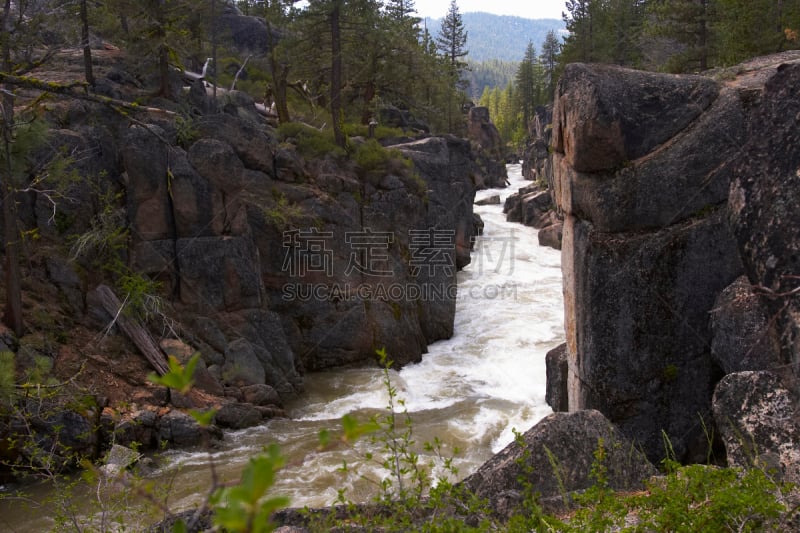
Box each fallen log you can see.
[95,284,169,376]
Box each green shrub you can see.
[344,123,406,140]
[264,191,304,229]
[551,458,792,532]
[0,351,15,407]
[353,139,414,182]
[277,122,346,159]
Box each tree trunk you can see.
[1,0,23,336]
[95,285,170,376]
[211,0,218,98]
[265,16,290,124]
[80,0,95,87]
[330,0,345,148]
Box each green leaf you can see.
[189,408,217,427]
[318,428,331,449]
[148,353,200,394]
[341,414,381,443]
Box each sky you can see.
[414,0,566,20]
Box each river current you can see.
[1,164,563,529]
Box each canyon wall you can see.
[552,52,800,463]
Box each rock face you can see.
[461,410,656,517]
[554,53,800,467]
[508,106,563,251]
[712,372,800,484]
[710,276,782,375]
[115,107,479,392]
[729,59,800,379]
[522,105,553,186]
[545,343,569,413]
[0,61,493,466]
[466,106,508,189]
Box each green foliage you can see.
[0,112,50,174]
[277,122,346,159]
[264,191,304,229]
[344,123,405,140]
[435,0,469,76]
[353,139,413,182]
[555,462,791,532]
[464,58,518,100]
[558,0,800,75]
[117,269,164,322]
[0,351,15,406]
[148,353,200,395]
[211,444,290,533]
[68,203,128,267]
[175,114,199,148]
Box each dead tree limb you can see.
[95,284,169,376]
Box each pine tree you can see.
[647,0,715,72]
[514,41,540,129]
[435,0,468,77]
[561,0,594,63]
[540,30,560,101]
[435,0,468,131]
[385,0,416,21]
[715,0,800,65]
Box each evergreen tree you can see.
[385,0,416,21]
[514,41,540,129]
[435,0,468,131]
[647,0,715,72]
[715,0,800,65]
[561,0,594,63]
[540,30,560,101]
[435,0,468,77]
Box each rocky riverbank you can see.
[0,45,508,476]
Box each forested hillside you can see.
[424,13,565,62]
[479,0,800,152]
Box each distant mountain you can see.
[425,12,566,63]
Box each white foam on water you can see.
[165,164,564,509]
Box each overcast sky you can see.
[414,0,566,20]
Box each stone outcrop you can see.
[522,105,553,186]
[0,60,494,466]
[461,410,656,517]
[711,276,782,375]
[545,343,569,412]
[466,106,508,189]
[712,371,800,484]
[507,105,563,251]
[113,107,479,393]
[728,58,800,379]
[553,54,800,464]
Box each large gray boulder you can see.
[522,105,553,184]
[461,410,656,517]
[552,57,800,463]
[729,58,800,376]
[545,343,568,413]
[710,276,782,374]
[712,371,800,483]
[553,66,745,233]
[466,106,508,189]
[122,125,173,241]
[552,63,718,174]
[562,210,742,462]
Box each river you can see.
[0,164,563,530]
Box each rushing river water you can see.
[1,164,563,530]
